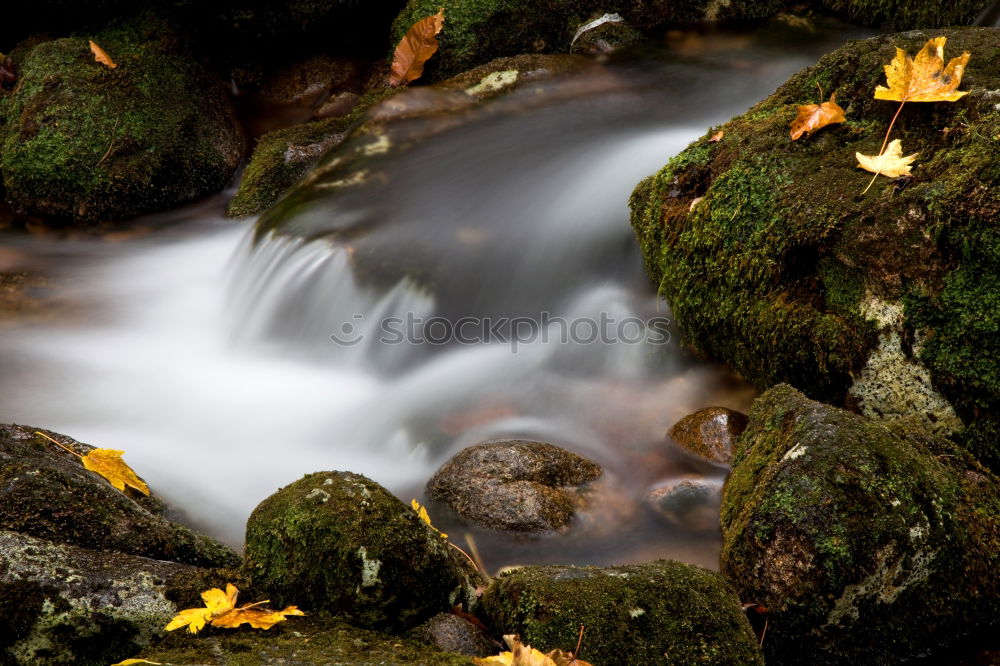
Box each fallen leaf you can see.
[89,40,118,69]
[81,449,150,495]
[473,635,593,666]
[708,130,724,142]
[874,36,969,103]
[411,498,448,538]
[110,660,163,666]
[388,8,445,87]
[789,92,846,140]
[0,55,15,86]
[856,139,918,178]
[165,583,304,634]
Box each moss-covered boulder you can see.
[480,561,764,665]
[0,424,240,568]
[243,471,481,631]
[0,529,212,666]
[0,16,243,225]
[629,27,1000,469]
[722,384,1000,664]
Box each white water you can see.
[0,23,869,567]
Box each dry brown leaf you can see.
[388,8,445,87]
[708,130,724,142]
[856,139,918,178]
[789,92,846,140]
[874,36,969,103]
[89,40,118,69]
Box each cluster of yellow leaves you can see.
[474,635,593,666]
[165,584,304,634]
[89,41,117,69]
[36,431,149,495]
[412,498,448,538]
[388,8,445,87]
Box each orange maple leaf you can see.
[874,36,969,103]
[790,92,846,140]
[89,40,118,69]
[165,583,304,634]
[388,8,445,87]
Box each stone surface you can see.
[668,406,748,464]
[480,560,764,665]
[721,384,1000,665]
[644,476,722,532]
[0,16,243,225]
[0,424,240,568]
[428,440,602,532]
[408,612,497,657]
[630,27,1000,469]
[243,471,480,631]
[0,530,213,666]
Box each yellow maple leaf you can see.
[411,498,448,538]
[856,139,918,179]
[110,660,163,666]
[89,40,118,69]
[35,431,149,495]
[165,583,304,634]
[874,36,969,103]
[473,635,594,666]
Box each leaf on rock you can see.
[412,498,448,538]
[110,660,163,666]
[789,92,846,140]
[89,40,118,69]
[473,635,594,666]
[856,139,918,178]
[81,449,150,495]
[874,36,969,103]
[388,8,445,87]
[708,130,724,142]
[166,583,304,634]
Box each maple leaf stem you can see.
[878,100,907,156]
[35,430,83,459]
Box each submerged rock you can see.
[428,440,602,532]
[0,424,240,568]
[408,612,497,657]
[644,476,722,532]
[243,471,480,631]
[0,530,210,666]
[480,560,764,665]
[721,385,1000,664]
[0,16,243,225]
[668,406,748,464]
[630,27,1000,469]
[570,13,645,56]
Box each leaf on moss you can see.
[873,36,969,103]
[388,8,445,87]
[165,583,304,634]
[110,660,163,666]
[856,139,918,178]
[411,498,448,538]
[789,92,846,140]
[89,40,118,69]
[473,635,594,666]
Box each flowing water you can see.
[0,19,872,570]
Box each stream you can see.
[1,19,873,571]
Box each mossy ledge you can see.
[721,385,1000,664]
[629,27,1000,468]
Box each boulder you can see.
[243,471,481,631]
[408,612,497,657]
[569,13,645,56]
[428,440,602,532]
[0,15,243,225]
[0,530,218,666]
[668,406,748,464]
[630,27,1000,469]
[721,385,1000,664]
[0,424,240,568]
[479,560,764,665]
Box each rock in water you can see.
[722,385,1000,664]
[243,471,480,631]
[427,440,602,532]
[630,27,1000,470]
[0,424,239,568]
[480,561,764,665]
[668,406,748,464]
[0,15,243,225]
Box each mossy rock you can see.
[130,613,473,665]
[479,560,764,665]
[0,529,226,666]
[0,15,243,225]
[0,424,240,568]
[721,384,1000,664]
[629,27,1000,468]
[243,471,481,631]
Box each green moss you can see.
[629,28,1000,462]
[0,14,242,225]
[821,0,990,30]
[480,561,764,665]
[243,471,480,631]
[721,385,1000,664]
